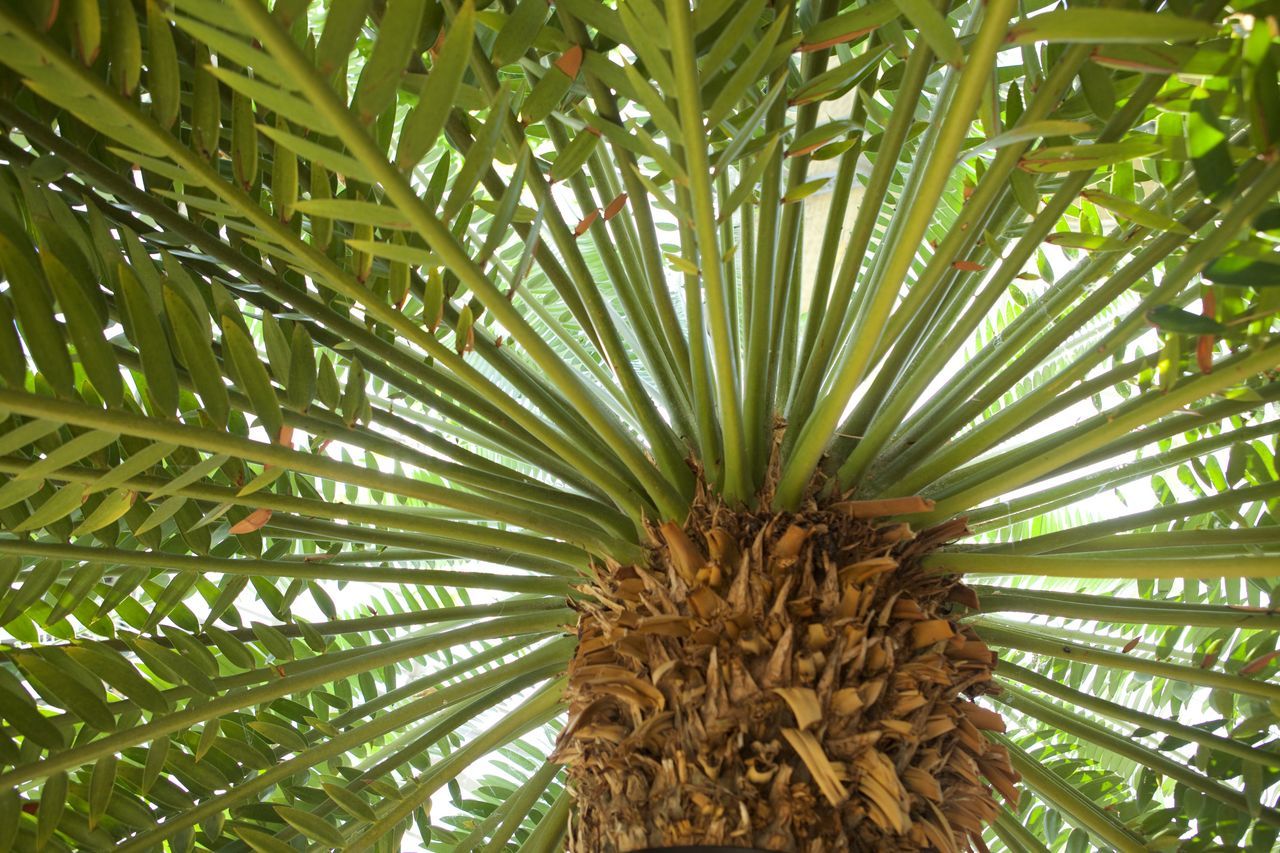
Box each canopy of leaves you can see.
[0,0,1277,850]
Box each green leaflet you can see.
[491,0,548,67]
[789,45,886,106]
[1080,190,1191,235]
[323,781,378,821]
[0,787,18,852]
[2,429,115,484]
[1188,89,1235,199]
[204,574,250,627]
[1244,22,1280,149]
[1008,9,1218,44]
[549,129,599,183]
[236,825,300,853]
[17,653,116,731]
[287,322,317,412]
[42,253,123,406]
[249,622,293,660]
[316,352,341,408]
[71,487,135,535]
[0,231,73,394]
[353,0,426,124]
[617,1,674,93]
[106,0,140,94]
[0,561,61,628]
[788,120,858,158]
[236,464,287,497]
[315,0,371,76]
[1202,254,1280,288]
[89,441,176,493]
[783,176,830,204]
[422,267,445,331]
[145,573,201,631]
[191,40,222,158]
[1156,111,1185,188]
[719,136,781,221]
[443,84,514,221]
[31,185,105,312]
[1091,43,1195,75]
[160,624,221,678]
[163,282,231,428]
[388,237,411,304]
[454,302,475,354]
[581,109,685,180]
[555,0,627,44]
[701,0,767,74]
[87,754,117,829]
[1147,304,1226,335]
[163,9,287,82]
[140,736,168,793]
[119,262,180,416]
[308,162,335,249]
[146,0,180,129]
[205,624,258,669]
[292,198,412,230]
[705,11,796,129]
[475,149,529,269]
[210,65,327,139]
[151,451,231,498]
[350,220,374,280]
[194,715,220,762]
[221,318,285,441]
[274,804,347,846]
[12,483,93,533]
[247,719,308,751]
[617,60,681,138]
[0,477,42,513]
[130,635,217,695]
[1078,60,1115,120]
[1043,231,1128,251]
[963,120,1093,159]
[1019,140,1164,173]
[272,0,311,27]
[665,253,699,275]
[0,295,26,388]
[397,0,474,170]
[36,772,68,851]
[65,642,170,713]
[692,0,737,32]
[892,0,961,67]
[231,90,259,189]
[261,310,292,383]
[343,238,436,265]
[47,562,106,624]
[521,54,578,127]
[70,0,103,64]
[800,0,898,51]
[0,668,65,748]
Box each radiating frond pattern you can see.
[0,0,1276,850]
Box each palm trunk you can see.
[554,490,1015,852]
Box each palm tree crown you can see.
[0,0,1278,850]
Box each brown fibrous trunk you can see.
[553,485,1017,852]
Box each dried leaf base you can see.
[553,493,1017,852]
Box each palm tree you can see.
[0,0,1277,849]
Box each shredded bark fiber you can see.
[552,488,1016,852]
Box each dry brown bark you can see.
[553,484,1016,852]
